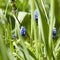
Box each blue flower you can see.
[52,28,56,39]
[20,26,26,36]
[34,10,38,21]
[12,34,16,39]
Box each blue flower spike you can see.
[20,26,26,36]
[34,10,38,21]
[52,28,56,39]
[12,34,16,39]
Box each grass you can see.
[0,0,60,60]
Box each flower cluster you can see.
[20,26,26,36]
[34,10,38,21]
[52,28,56,39]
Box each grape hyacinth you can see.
[12,34,17,39]
[20,26,26,36]
[52,28,56,39]
[34,10,38,21]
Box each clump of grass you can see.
[0,0,60,60]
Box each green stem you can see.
[5,0,9,16]
[38,11,43,60]
[40,0,49,25]
[30,0,35,46]
[48,0,54,59]
[30,0,38,58]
